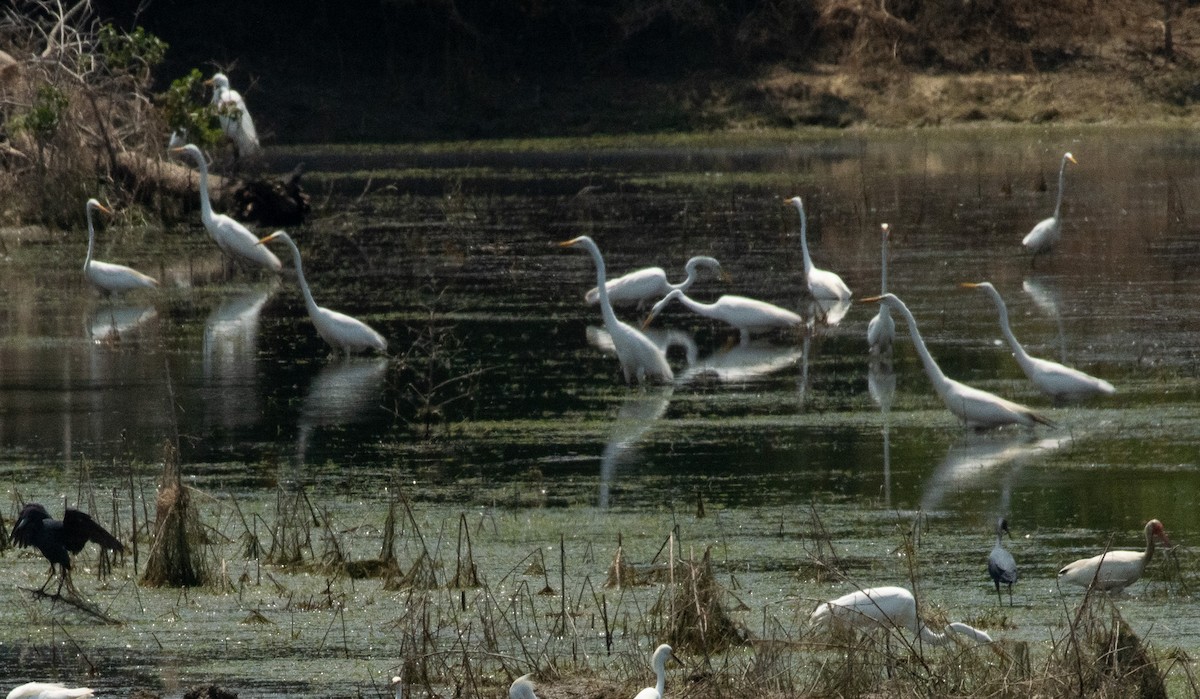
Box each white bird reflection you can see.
[87,304,158,343]
[202,284,276,430]
[1022,276,1067,363]
[920,431,1072,515]
[587,325,698,367]
[808,297,852,327]
[599,386,672,508]
[296,357,389,465]
[869,355,896,506]
[679,340,803,385]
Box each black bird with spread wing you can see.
[10,503,124,595]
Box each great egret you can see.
[560,236,673,385]
[206,72,261,158]
[961,282,1115,402]
[9,504,124,596]
[634,643,681,699]
[82,198,158,295]
[1022,152,1076,256]
[862,294,1055,429]
[784,196,851,301]
[643,288,802,345]
[586,256,724,308]
[6,682,95,699]
[811,586,994,646]
[171,144,283,272]
[867,223,894,352]
[988,517,1018,606]
[1058,519,1171,594]
[390,675,402,699]
[509,674,540,699]
[258,231,388,356]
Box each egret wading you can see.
[82,198,158,295]
[867,223,895,352]
[1022,152,1076,258]
[811,586,994,646]
[586,256,724,308]
[643,288,802,345]
[785,196,851,301]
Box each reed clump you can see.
[140,443,210,587]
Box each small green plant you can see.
[156,68,222,148]
[11,83,69,145]
[98,24,167,79]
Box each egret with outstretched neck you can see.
[82,199,158,295]
[561,236,673,385]
[862,293,1054,429]
[586,256,724,308]
[1022,152,1076,257]
[962,282,1114,401]
[634,643,680,699]
[258,231,387,356]
[988,517,1018,606]
[643,288,801,345]
[171,144,282,272]
[785,196,851,301]
[811,586,994,646]
[867,223,894,352]
[1058,519,1171,593]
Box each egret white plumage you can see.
[171,144,282,272]
[862,293,1055,429]
[207,72,261,158]
[988,517,1018,606]
[784,196,851,301]
[6,682,94,699]
[390,675,402,699]
[867,223,894,352]
[509,673,540,699]
[258,231,387,355]
[634,643,680,699]
[1058,519,1171,594]
[81,199,158,295]
[586,256,724,308]
[561,236,673,385]
[962,282,1115,402]
[643,288,802,345]
[1022,152,1076,257]
[811,586,994,646]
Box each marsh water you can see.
[2,126,1200,696]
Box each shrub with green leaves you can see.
[10,84,70,145]
[98,24,168,79]
[157,68,223,148]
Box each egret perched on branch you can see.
[1022,152,1076,257]
[862,293,1055,430]
[257,231,387,356]
[560,236,673,385]
[643,288,801,345]
[81,199,158,295]
[988,517,1018,606]
[634,643,681,699]
[171,144,282,273]
[586,255,724,308]
[961,282,1114,401]
[207,72,261,158]
[867,223,894,352]
[811,586,994,646]
[1058,519,1171,594]
[784,196,851,301]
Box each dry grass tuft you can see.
[140,442,210,587]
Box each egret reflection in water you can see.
[201,283,277,430]
[1023,276,1067,363]
[920,431,1073,515]
[599,386,672,508]
[87,304,158,344]
[680,340,802,385]
[869,355,896,506]
[295,357,389,465]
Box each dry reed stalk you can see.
[139,442,210,587]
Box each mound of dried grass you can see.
[140,443,210,587]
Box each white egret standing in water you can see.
[1022,152,1076,257]
[207,72,261,158]
[82,199,158,295]
[643,288,802,345]
[784,196,852,301]
[961,282,1114,401]
[811,586,994,646]
[867,223,894,352]
[171,144,283,272]
[586,256,724,308]
[634,643,681,699]
[988,517,1018,606]
[862,293,1054,429]
[1058,519,1171,593]
[258,231,388,356]
[560,236,673,385]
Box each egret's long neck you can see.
[675,258,700,293]
[192,154,216,226]
[985,287,1031,364]
[283,237,320,317]
[880,235,889,294]
[796,202,814,275]
[890,299,950,390]
[917,624,950,646]
[654,664,666,698]
[583,241,619,330]
[84,208,97,269]
[1053,156,1069,218]
[674,291,716,319]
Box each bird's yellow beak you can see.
[1067,154,1078,164]
[203,78,214,86]
[641,314,654,330]
[861,295,883,303]
[719,270,732,283]
[557,238,580,248]
[959,282,983,289]
[94,203,113,215]
[257,233,279,245]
